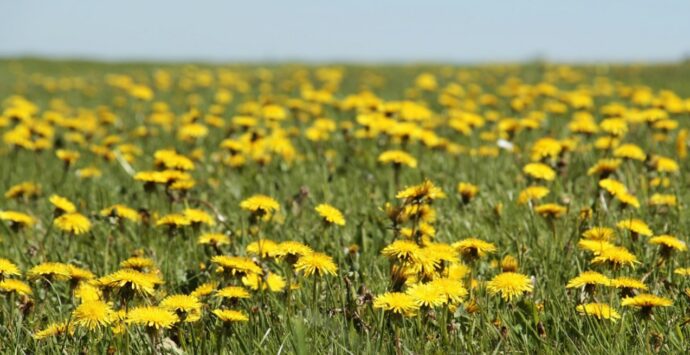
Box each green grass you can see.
[1,58,690,354]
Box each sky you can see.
[1,0,689,63]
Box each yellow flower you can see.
[615,192,640,208]
[486,272,533,301]
[126,306,179,329]
[216,286,251,300]
[591,247,639,268]
[649,194,677,207]
[294,252,338,277]
[611,277,647,291]
[160,294,202,322]
[4,182,41,200]
[396,180,446,203]
[576,303,620,322]
[246,239,279,258]
[523,163,556,181]
[33,322,74,340]
[273,241,313,261]
[650,156,679,173]
[582,227,615,241]
[183,208,215,226]
[500,255,519,272]
[100,204,140,222]
[54,212,92,235]
[452,238,497,258]
[373,292,419,316]
[120,257,156,271]
[72,300,114,330]
[74,282,102,302]
[616,219,653,237]
[27,262,70,281]
[0,258,21,279]
[428,277,468,303]
[534,203,567,218]
[406,282,446,308]
[598,178,627,197]
[577,239,615,255]
[190,281,218,298]
[457,182,479,202]
[0,279,33,296]
[314,203,346,226]
[621,294,672,309]
[49,194,76,213]
[212,309,249,323]
[613,144,646,161]
[198,232,230,246]
[240,194,280,215]
[156,213,191,228]
[674,268,690,276]
[378,150,418,168]
[0,210,36,229]
[242,272,286,292]
[211,256,262,276]
[587,159,622,177]
[566,271,610,288]
[381,240,421,261]
[56,149,80,165]
[98,269,162,297]
[517,186,550,204]
[649,235,687,252]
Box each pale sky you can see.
[1,0,689,63]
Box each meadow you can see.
[1,58,690,354]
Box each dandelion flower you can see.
[453,238,497,259]
[576,303,620,322]
[517,186,550,204]
[246,239,279,258]
[0,210,36,229]
[378,150,418,168]
[27,262,70,281]
[582,227,615,241]
[487,272,533,301]
[239,194,280,215]
[33,322,73,340]
[534,203,567,218]
[49,194,76,214]
[523,163,556,181]
[621,293,672,315]
[72,300,114,330]
[396,180,446,203]
[54,212,91,235]
[566,271,610,288]
[649,235,687,252]
[591,247,639,268]
[211,256,262,276]
[212,309,249,323]
[198,233,230,247]
[315,203,346,226]
[373,292,419,316]
[126,306,179,329]
[294,252,338,277]
[406,282,446,308]
[457,182,479,203]
[616,219,653,237]
[0,279,33,296]
[216,286,251,300]
[0,258,21,280]
[160,294,202,322]
[381,240,421,261]
[183,208,215,226]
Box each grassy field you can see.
[1,58,690,354]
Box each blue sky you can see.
[1,0,689,63]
